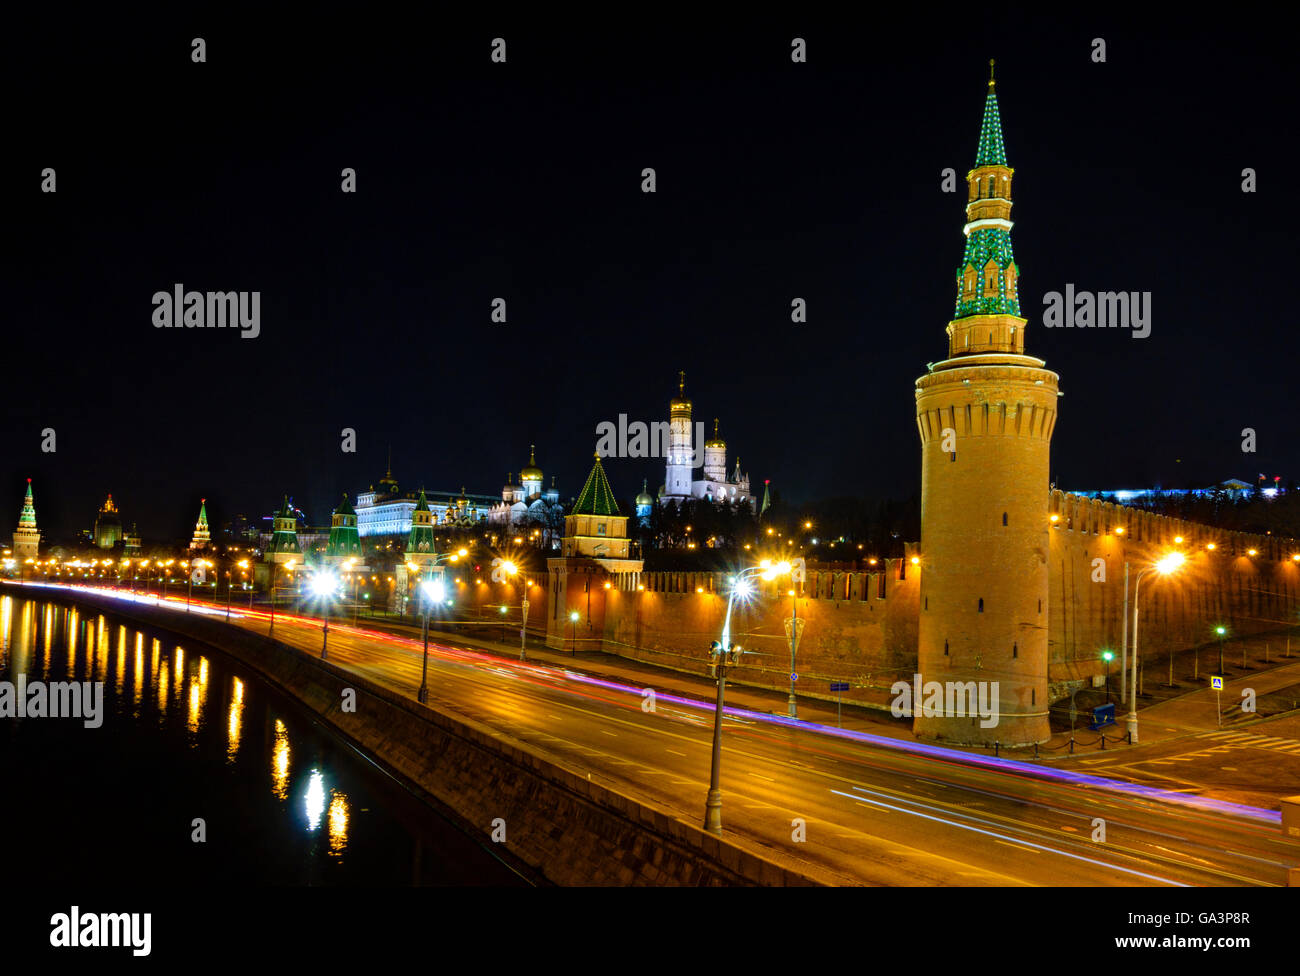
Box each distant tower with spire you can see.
[664,371,694,498]
[325,493,363,565]
[190,498,211,551]
[93,494,123,549]
[635,479,654,525]
[913,62,1059,745]
[658,372,754,508]
[13,479,40,559]
[264,496,302,564]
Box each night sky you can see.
[5,13,1296,541]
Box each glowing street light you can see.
[311,571,339,659]
[703,565,767,836]
[569,610,580,656]
[417,577,446,704]
[1126,552,1185,742]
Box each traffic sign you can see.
[1211,676,1224,690]
[829,682,849,692]
[790,673,798,683]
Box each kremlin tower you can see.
[13,480,40,559]
[190,498,211,551]
[913,63,1059,745]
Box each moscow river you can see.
[0,593,525,885]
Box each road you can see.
[18,583,1300,886]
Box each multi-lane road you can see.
[17,583,1300,886]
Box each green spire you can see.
[954,68,1019,320]
[406,488,435,555]
[267,495,301,556]
[974,64,1007,167]
[572,455,620,516]
[326,493,361,559]
[18,479,37,529]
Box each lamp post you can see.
[311,571,338,659]
[1216,625,1227,676]
[417,577,445,704]
[569,610,579,655]
[1101,650,1114,703]
[1127,552,1185,743]
[703,565,762,836]
[503,560,530,662]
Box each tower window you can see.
[1038,598,1042,614]
[1012,642,1018,658]
[987,177,995,197]
[1002,512,1008,526]
[924,597,928,610]
[1031,689,1036,706]
[978,598,984,612]
[944,639,949,656]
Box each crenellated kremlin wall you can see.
[545,493,1300,713]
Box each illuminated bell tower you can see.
[664,371,694,500]
[13,479,40,559]
[914,62,1059,745]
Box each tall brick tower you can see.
[914,63,1060,745]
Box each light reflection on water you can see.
[0,593,522,885]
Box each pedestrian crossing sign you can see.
[1211,676,1224,690]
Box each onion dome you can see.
[705,418,725,449]
[669,370,692,414]
[635,478,653,507]
[520,445,543,482]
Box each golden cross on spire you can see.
[989,58,996,89]
[678,370,686,396]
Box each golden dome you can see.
[520,445,543,482]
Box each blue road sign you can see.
[790,673,798,683]
[830,682,850,692]
[1211,676,1224,690]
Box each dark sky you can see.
[4,12,1297,541]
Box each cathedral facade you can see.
[657,373,753,508]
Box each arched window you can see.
[1002,512,1008,526]
[978,598,984,612]
[987,177,995,197]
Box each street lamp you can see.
[1127,551,1185,742]
[417,577,445,704]
[703,565,763,836]
[1101,650,1114,703]
[502,559,531,661]
[312,571,339,659]
[760,558,797,717]
[1216,625,1227,676]
[569,610,580,655]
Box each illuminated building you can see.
[1071,478,1284,503]
[12,479,40,559]
[563,455,632,560]
[658,372,753,508]
[189,498,211,550]
[93,494,123,549]
[634,479,653,525]
[324,493,364,565]
[488,446,563,546]
[124,523,142,556]
[914,65,1057,745]
[355,462,494,537]
[264,496,302,564]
